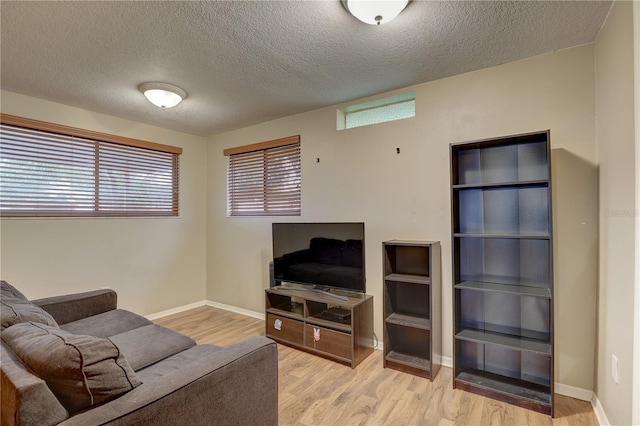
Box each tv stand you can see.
[265,287,374,368]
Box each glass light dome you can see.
[139,82,186,109]
[342,0,410,25]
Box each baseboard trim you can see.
[442,355,453,368]
[145,300,207,320]
[591,393,610,426]
[146,299,264,321]
[205,300,264,320]
[555,382,593,402]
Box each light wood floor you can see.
[155,306,598,426]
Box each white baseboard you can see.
[555,382,593,402]
[374,338,383,351]
[591,393,610,426]
[205,300,264,320]
[442,355,453,368]
[147,299,265,321]
[145,300,207,320]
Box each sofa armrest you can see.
[32,289,117,325]
[60,336,278,426]
[1,343,69,426]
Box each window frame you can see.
[224,135,301,217]
[337,91,416,130]
[0,114,182,218]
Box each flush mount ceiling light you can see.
[138,82,186,109]
[341,0,410,25]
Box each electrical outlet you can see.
[611,354,619,384]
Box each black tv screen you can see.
[272,222,365,293]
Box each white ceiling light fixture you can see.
[341,0,410,26]
[138,82,187,109]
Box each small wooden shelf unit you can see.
[265,287,374,368]
[382,240,441,381]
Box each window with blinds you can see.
[224,135,301,216]
[0,114,181,217]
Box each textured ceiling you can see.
[1,1,612,137]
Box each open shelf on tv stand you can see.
[265,286,374,368]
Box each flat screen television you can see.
[272,222,365,294]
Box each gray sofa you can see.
[0,281,278,425]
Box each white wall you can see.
[207,45,599,392]
[595,1,637,425]
[0,91,208,316]
[634,2,640,423]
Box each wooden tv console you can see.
[265,286,374,368]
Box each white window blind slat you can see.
[0,120,180,217]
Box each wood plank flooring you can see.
[154,306,598,426]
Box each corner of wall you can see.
[593,1,638,424]
[632,2,640,425]
[592,392,612,426]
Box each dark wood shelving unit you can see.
[382,240,441,380]
[450,130,554,416]
[265,286,374,368]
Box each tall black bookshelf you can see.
[450,131,554,416]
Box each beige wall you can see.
[0,91,208,316]
[595,1,637,424]
[207,45,599,391]
[635,2,640,423]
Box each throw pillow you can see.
[0,281,58,330]
[0,280,28,300]
[1,322,142,413]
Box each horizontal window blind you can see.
[0,116,180,217]
[226,136,300,216]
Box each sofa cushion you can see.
[0,280,28,301]
[110,324,197,371]
[1,322,141,414]
[136,344,223,382]
[61,309,152,337]
[1,281,58,331]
